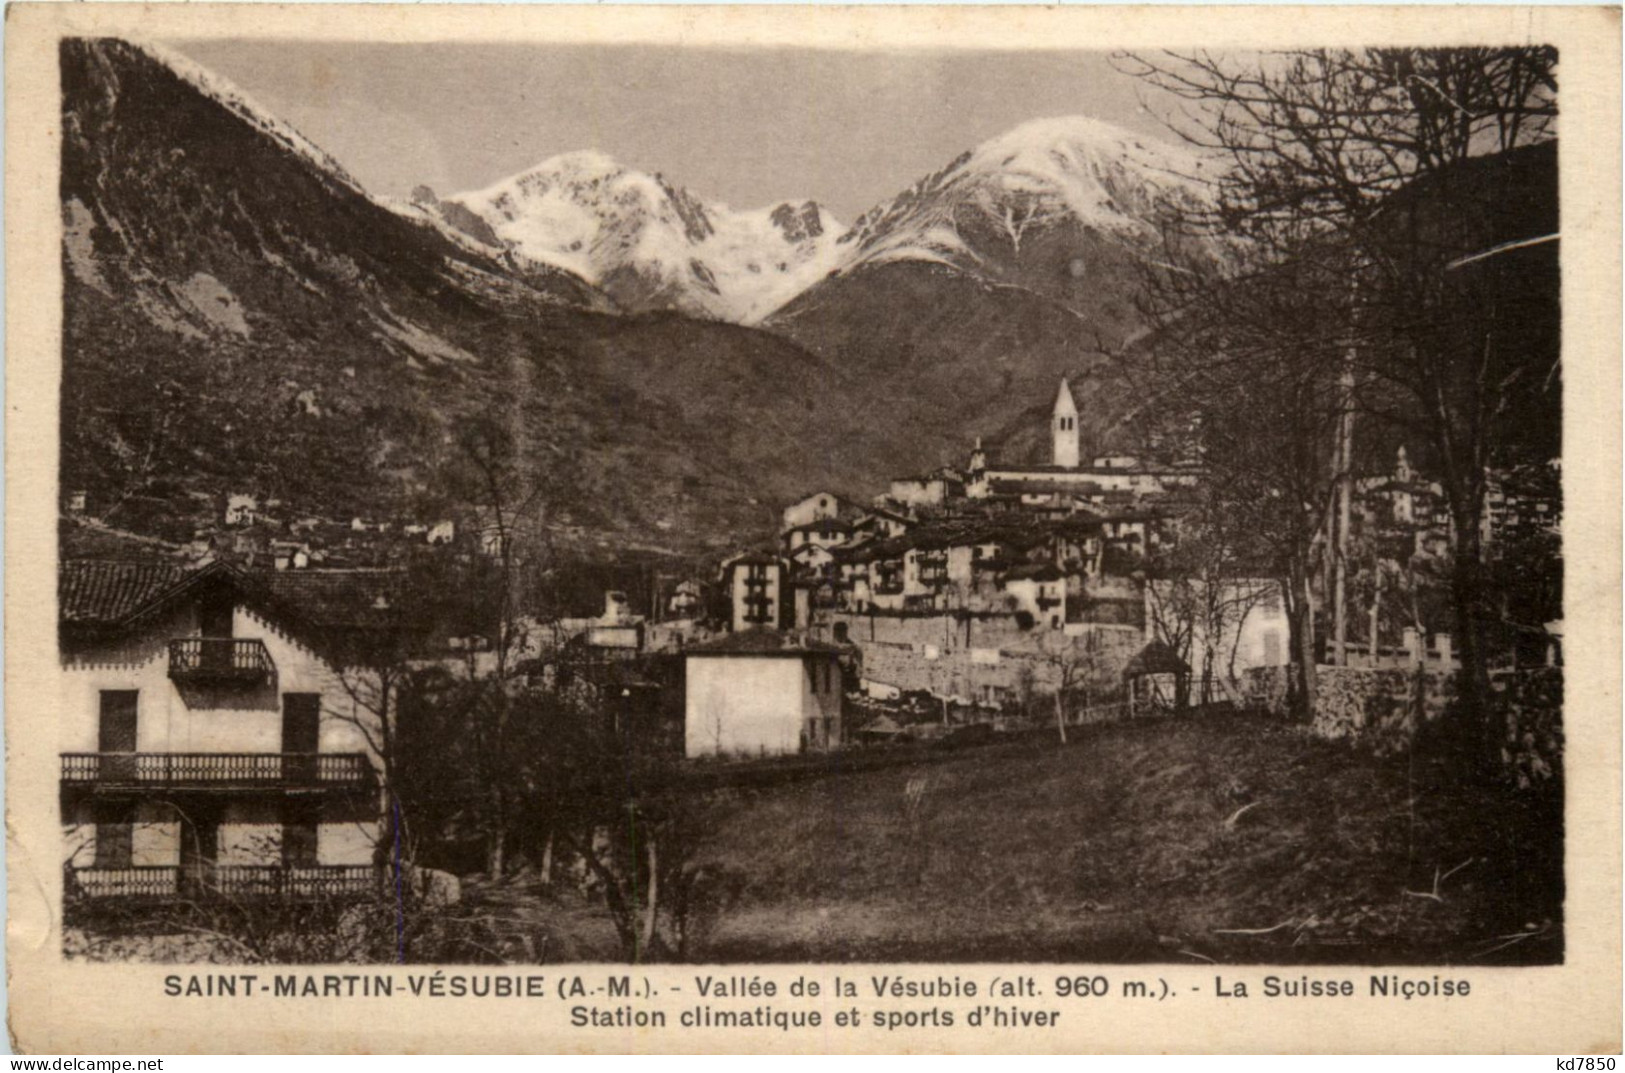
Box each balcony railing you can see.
[64,864,376,903]
[61,752,372,790]
[64,865,179,900]
[169,638,275,685]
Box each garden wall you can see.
[1241,663,1563,765]
[815,610,1142,705]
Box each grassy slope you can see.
[66,715,1562,965]
[681,715,1562,963]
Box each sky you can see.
[171,41,1177,221]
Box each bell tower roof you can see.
[1053,377,1078,416]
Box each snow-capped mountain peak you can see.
[835,114,1214,271]
[427,116,1211,324]
[437,153,843,323]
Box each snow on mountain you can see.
[138,41,369,198]
[834,115,1215,272]
[440,152,844,323]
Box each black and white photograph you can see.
[6,5,1615,1055]
[41,23,1576,974]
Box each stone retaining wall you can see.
[816,610,1141,705]
[1241,663,1563,767]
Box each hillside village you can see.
[56,363,1564,961]
[58,372,1560,802]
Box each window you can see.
[199,591,234,638]
[282,800,320,867]
[1262,631,1282,665]
[98,690,139,754]
[281,693,321,754]
[94,801,135,868]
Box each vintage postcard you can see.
[5,2,1620,1054]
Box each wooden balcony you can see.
[168,638,275,686]
[64,864,376,903]
[61,752,372,792]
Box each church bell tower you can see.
[1052,378,1080,469]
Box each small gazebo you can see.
[1122,640,1190,718]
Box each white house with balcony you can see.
[57,560,398,906]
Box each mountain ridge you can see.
[429,150,844,324]
[60,37,1209,562]
[424,114,1214,325]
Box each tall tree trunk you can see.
[638,839,660,962]
[1290,559,1318,722]
[1449,521,1498,774]
[486,793,506,880]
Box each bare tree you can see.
[1120,47,1558,754]
[440,415,552,878]
[1038,628,1116,737]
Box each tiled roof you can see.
[59,560,408,633]
[59,560,190,624]
[1124,640,1190,677]
[1004,563,1063,582]
[723,551,784,568]
[785,518,853,535]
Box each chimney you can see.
[1401,627,1421,665]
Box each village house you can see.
[58,560,401,906]
[721,551,795,632]
[476,523,510,560]
[1002,563,1069,628]
[780,490,862,533]
[902,538,951,610]
[1144,578,1291,696]
[783,516,853,555]
[1481,462,1562,550]
[863,540,910,612]
[1355,446,1452,558]
[270,541,312,571]
[579,590,644,653]
[851,506,911,541]
[224,493,259,528]
[425,520,456,546]
[683,629,844,758]
[666,578,705,620]
[884,471,965,512]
